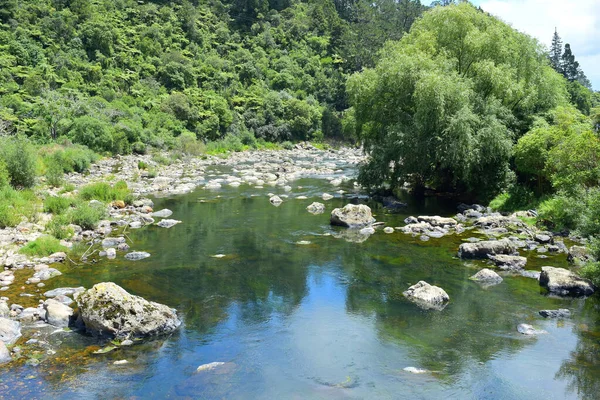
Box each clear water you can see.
[1,165,600,399]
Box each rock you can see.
[539,309,571,319]
[269,195,283,206]
[470,269,503,284]
[567,245,592,264]
[359,227,375,235]
[382,196,407,210]
[517,324,547,335]
[475,215,519,228]
[117,243,130,252]
[0,318,21,344]
[48,252,67,263]
[125,251,151,261]
[458,239,515,259]
[330,204,375,228]
[306,202,325,214]
[112,200,126,209]
[151,209,173,218]
[535,234,553,244]
[102,237,126,248]
[0,301,9,317]
[404,216,418,225]
[383,227,394,234]
[106,248,116,259]
[129,221,142,229]
[43,299,73,328]
[0,340,10,364]
[156,219,181,228]
[196,362,226,373]
[403,281,449,310]
[33,268,62,281]
[539,266,595,297]
[417,216,457,227]
[18,307,42,323]
[322,193,334,201]
[76,282,181,339]
[520,270,541,280]
[487,254,527,271]
[113,360,128,365]
[403,367,429,374]
[44,287,85,298]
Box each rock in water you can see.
[76,282,181,339]
[306,202,325,215]
[0,318,21,344]
[469,269,503,285]
[539,267,595,297]
[43,299,73,327]
[196,362,226,373]
[539,309,571,319]
[403,367,428,374]
[417,216,457,227]
[125,251,151,261]
[151,209,173,218]
[330,204,375,228]
[156,219,181,228]
[517,324,547,335]
[0,340,10,364]
[487,254,527,270]
[403,281,449,310]
[458,239,515,259]
[269,195,283,206]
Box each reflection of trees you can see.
[557,299,600,398]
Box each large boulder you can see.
[76,282,181,339]
[330,204,375,228]
[539,267,595,297]
[0,318,20,344]
[458,239,515,259]
[43,299,74,327]
[403,281,449,310]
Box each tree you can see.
[561,44,580,81]
[549,28,563,74]
[348,3,568,199]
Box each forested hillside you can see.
[0,0,425,152]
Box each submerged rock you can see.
[539,309,571,319]
[469,269,503,285]
[517,324,547,335]
[330,204,375,228]
[539,266,595,297]
[125,251,151,261]
[458,239,515,259]
[403,281,449,310]
[487,254,527,270]
[306,202,325,215]
[76,282,181,339]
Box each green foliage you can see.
[19,235,66,257]
[489,185,541,213]
[43,196,74,215]
[68,201,107,230]
[0,136,38,189]
[47,214,73,240]
[0,161,9,189]
[580,262,600,289]
[348,3,567,199]
[68,116,114,153]
[0,187,37,228]
[137,161,148,170]
[78,181,132,204]
[175,131,205,156]
[537,193,583,231]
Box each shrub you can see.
[580,262,600,289]
[0,161,9,189]
[0,135,37,188]
[59,183,76,194]
[43,196,74,215]
[47,214,73,240]
[176,131,205,155]
[45,157,64,187]
[78,181,132,204]
[138,160,148,170]
[19,236,66,257]
[68,116,114,153]
[537,193,583,231]
[68,202,107,230]
[0,187,37,228]
[281,141,294,150]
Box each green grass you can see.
[43,196,74,215]
[78,181,133,204]
[19,235,67,257]
[0,187,38,228]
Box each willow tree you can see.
[347,3,568,199]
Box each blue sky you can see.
[422,0,599,90]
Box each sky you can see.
[423,0,600,90]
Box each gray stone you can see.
[102,237,126,248]
[269,195,283,206]
[330,204,375,228]
[44,287,85,298]
[0,318,21,344]
[106,248,116,259]
[151,209,173,218]
[76,282,181,339]
[125,251,151,261]
[306,202,325,215]
[403,281,449,310]
[517,324,547,335]
[0,301,8,317]
[567,245,592,264]
[43,299,73,327]
[539,266,595,297]
[535,234,553,244]
[117,243,130,252]
[539,309,571,319]
[458,239,516,259]
[33,268,62,281]
[470,269,503,284]
[0,340,10,364]
[156,219,181,228]
[487,254,527,270]
[417,216,457,227]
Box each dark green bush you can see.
[0,136,37,189]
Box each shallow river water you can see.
[1,160,600,399]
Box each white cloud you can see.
[478,0,600,89]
